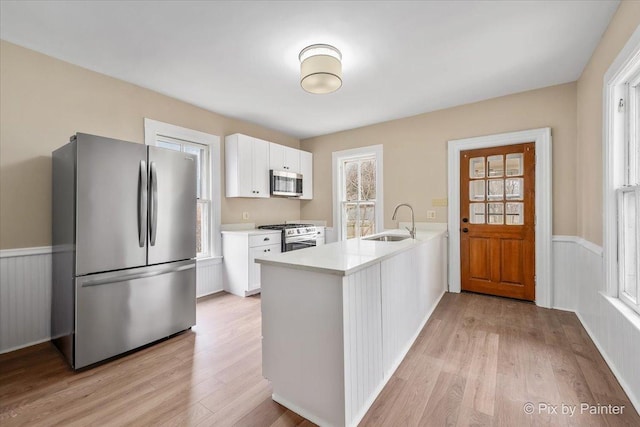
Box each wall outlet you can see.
[427,210,436,219]
[432,198,448,207]
[242,212,250,220]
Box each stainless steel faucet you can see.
[392,203,416,239]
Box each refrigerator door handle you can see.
[149,161,158,246]
[80,262,195,287]
[138,160,147,247]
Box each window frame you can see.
[332,145,383,241]
[603,25,640,315]
[144,118,222,260]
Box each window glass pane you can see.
[506,153,523,176]
[469,157,485,179]
[361,159,376,200]
[358,204,376,237]
[487,155,504,177]
[469,180,485,201]
[488,202,504,224]
[469,203,485,224]
[344,161,358,201]
[506,202,524,225]
[487,179,504,200]
[157,140,182,151]
[196,202,208,256]
[505,178,524,200]
[184,145,204,199]
[621,190,637,301]
[344,202,358,239]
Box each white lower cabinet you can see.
[222,230,281,296]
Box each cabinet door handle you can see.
[264,237,270,241]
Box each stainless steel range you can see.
[258,224,318,252]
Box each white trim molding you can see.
[144,118,222,258]
[603,25,640,297]
[0,246,52,258]
[332,145,384,241]
[447,127,553,308]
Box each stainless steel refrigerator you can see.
[52,133,197,369]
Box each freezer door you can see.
[147,146,197,265]
[76,134,148,276]
[74,260,196,369]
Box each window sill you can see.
[600,291,640,333]
[196,255,223,266]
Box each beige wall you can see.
[576,1,640,246]
[0,40,300,249]
[301,83,577,235]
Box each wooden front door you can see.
[460,143,535,301]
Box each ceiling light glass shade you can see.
[299,44,342,94]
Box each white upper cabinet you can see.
[269,143,300,174]
[225,134,269,198]
[300,150,313,200]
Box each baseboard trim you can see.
[271,393,333,427]
[0,337,51,355]
[575,309,640,416]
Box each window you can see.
[144,119,221,260]
[157,136,211,257]
[604,27,640,315]
[617,70,640,313]
[332,145,383,240]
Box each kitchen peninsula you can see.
[257,229,447,427]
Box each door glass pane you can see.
[487,155,504,177]
[505,178,524,200]
[488,203,504,224]
[506,202,524,225]
[157,140,182,151]
[506,153,523,176]
[184,146,203,199]
[361,159,376,200]
[469,157,485,179]
[344,161,358,201]
[487,179,504,200]
[621,191,637,300]
[469,180,485,201]
[469,203,485,224]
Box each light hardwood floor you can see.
[1,292,638,426]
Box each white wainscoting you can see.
[0,247,52,354]
[552,236,640,414]
[342,263,384,425]
[0,247,223,354]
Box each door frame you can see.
[447,128,553,308]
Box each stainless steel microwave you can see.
[270,170,303,197]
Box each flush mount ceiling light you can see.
[299,44,342,94]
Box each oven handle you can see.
[286,238,317,245]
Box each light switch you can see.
[242,212,250,220]
[427,210,436,219]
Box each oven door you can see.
[284,235,317,252]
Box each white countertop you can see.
[255,229,446,276]
[221,229,281,236]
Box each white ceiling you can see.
[0,1,619,139]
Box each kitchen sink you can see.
[364,234,410,242]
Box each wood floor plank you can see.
[0,291,637,427]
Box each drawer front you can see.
[75,261,196,368]
[249,233,281,248]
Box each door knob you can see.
[462,218,469,223]
[462,228,469,233]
